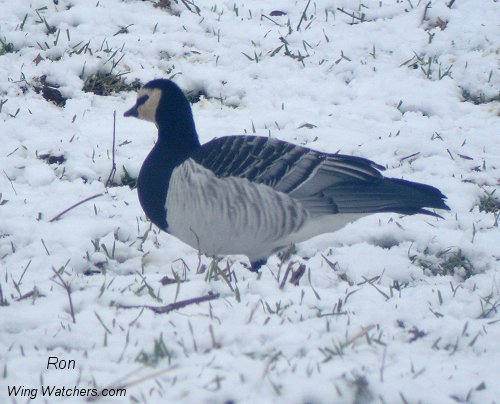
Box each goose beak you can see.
[124,105,138,118]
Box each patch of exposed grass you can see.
[105,166,137,189]
[83,73,141,96]
[401,53,453,80]
[461,88,500,105]
[478,191,500,213]
[0,193,9,207]
[415,248,475,280]
[120,166,137,188]
[33,75,68,107]
[204,258,241,302]
[184,88,209,104]
[0,37,15,55]
[408,326,427,343]
[440,250,474,278]
[184,86,240,108]
[349,374,373,404]
[38,153,66,165]
[0,283,9,306]
[154,0,175,12]
[136,333,174,366]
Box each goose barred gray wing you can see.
[191,136,449,217]
[192,136,383,188]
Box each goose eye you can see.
[137,95,149,106]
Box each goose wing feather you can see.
[190,135,385,216]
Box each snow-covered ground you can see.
[1,0,499,402]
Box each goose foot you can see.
[248,259,267,273]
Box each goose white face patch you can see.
[136,88,161,124]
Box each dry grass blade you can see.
[337,7,363,21]
[362,276,390,300]
[422,1,432,22]
[296,0,311,31]
[3,170,17,195]
[322,255,353,285]
[180,0,200,14]
[344,324,376,348]
[105,110,117,187]
[49,193,103,222]
[86,364,180,402]
[51,267,76,323]
[289,263,306,286]
[118,292,220,314]
[477,298,500,319]
[279,262,293,289]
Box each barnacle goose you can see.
[124,79,450,271]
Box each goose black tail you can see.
[325,178,450,218]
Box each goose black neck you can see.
[156,94,200,152]
[138,124,200,231]
[157,123,200,155]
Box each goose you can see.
[124,79,450,271]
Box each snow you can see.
[1,0,499,402]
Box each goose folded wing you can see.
[190,136,390,216]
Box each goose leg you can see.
[249,259,267,272]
